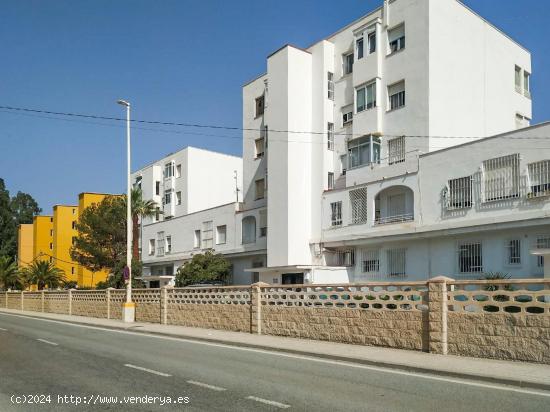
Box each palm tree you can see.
[22,260,65,290]
[0,256,20,290]
[129,187,159,260]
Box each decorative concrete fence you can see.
[1,277,549,364]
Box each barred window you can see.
[387,248,406,277]
[446,176,472,209]
[330,201,342,226]
[349,188,367,224]
[536,236,550,268]
[388,136,405,165]
[458,241,482,273]
[506,239,521,265]
[361,249,380,274]
[482,154,520,202]
[528,160,550,198]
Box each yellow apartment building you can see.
[17,224,34,267]
[52,205,79,283]
[32,215,53,263]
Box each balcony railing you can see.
[375,213,414,226]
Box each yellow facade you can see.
[52,205,79,283]
[17,224,34,268]
[77,193,111,288]
[33,216,53,263]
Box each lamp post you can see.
[117,99,135,323]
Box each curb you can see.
[2,310,549,393]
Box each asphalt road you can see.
[0,313,549,412]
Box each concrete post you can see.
[5,291,7,309]
[106,288,113,320]
[161,287,168,325]
[427,276,454,355]
[250,282,269,334]
[41,291,45,312]
[21,291,24,311]
[68,289,73,316]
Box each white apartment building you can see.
[137,0,549,286]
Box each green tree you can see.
[175,251,232,287]
[0,256,20,290]
[130,188,158,260]
[21,260,65,290]
[0,178,16,258]
[10,191,42,226]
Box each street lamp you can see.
[117,99,135,323]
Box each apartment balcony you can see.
[375,213,414,225]
[374,185,414,226]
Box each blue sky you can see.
[1,0,549,212]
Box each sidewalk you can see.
[1,308,549,391]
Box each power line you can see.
[1,104,549,141]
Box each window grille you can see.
[337,249,355,267]
[330,201,342,226]
[482,154,520,202]
[349,188,367,224]
[445,176,472,210]
[327,123,334,150]
[536,236,550,268]
[528,160,550,198]
[361,249,380,275]
[327,72,334,100]
[201,221,213,249]
[506,239,521,265]
[387,248,406,277]
[458,241,482,274]
[156,232,165,256]
[388,136,405,165]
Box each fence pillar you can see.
[68,289,73,315]
[21,291,24,311]
[106,288,112,320]
[427,276,453,355]
[161,287,168,325]
[250,282,269,335]
[41,291,45,312]
[5,291,8,309]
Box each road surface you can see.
[0,312,548,411]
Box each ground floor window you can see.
[458,241,483,273]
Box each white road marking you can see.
[124,364,171,377]
[2,312,550,398]
[246,396,290,409]
[0,327,7,331]
[36,338,58,346]
[187,380,226,391]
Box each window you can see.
[156,232,165,256]
[516,114,530,129]
[155,181,160,196]
[164,162,174,178]
[458,241,482,274]
[387,248,406,277]
[330,201,342,226]
[523,71,531,98]
[166,235,172,254]
[164,189,172,205]
[347,135,381,169]
[72,236,76,245]
[176,164,182,178]
[506,239,521,265]
[327,122,334,150]
[242,216,256,244]
[536,236,550,268]
[528,160,550,198]
[255,95,265,117]
[216,225,227,244]
[49,242,53,250]
[340,154,347,176]
[388,81,405,110]
[155,207,161,222]
[356,37,364,59]
[71,267,75,275]
[50,229,53,236]
[388,136,405,165]
[255,138,265,158]
[328,172,335,190]
[255,178,265,200]
[356,82,376,112]
[194,230,201,249]
[349,188,367,224]
[202,221,213,249]
[72,208,76,215]
[388,24,405,54]
[342,110,353,125]
[482,154,520,202]
[515,66,522,92]
[176,191,182,205]
[336,249,355,266]
[446,176,472,209]
[361,249,380,274]
[72,221,76,230]
[343,52,354,75]
[134,176,142,190]
[368,31,376,54]
[327,72,335,100]
[259,209,267,237]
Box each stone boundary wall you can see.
[2,277,549,364]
